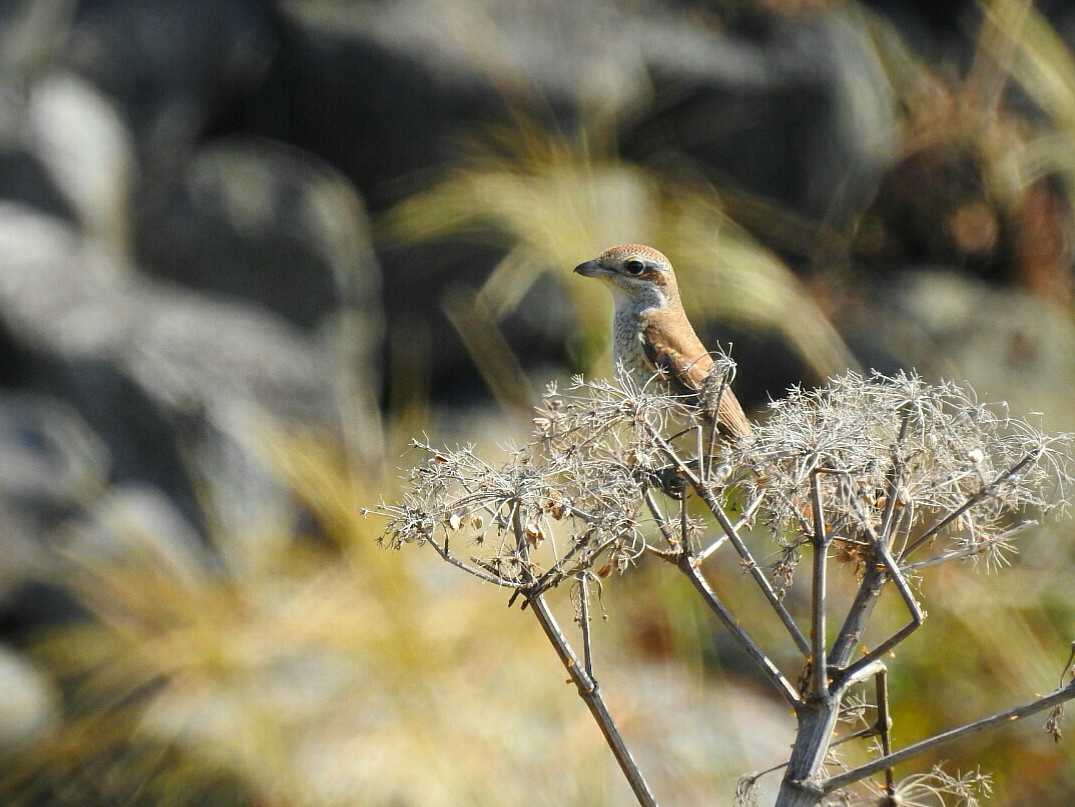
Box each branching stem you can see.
[820,680,1075,795]
[515,505,658,807]
[427,537,518,587]
[528,594,659,807]
[836,543,924,686]
[679,557,802,709]
[650,421,811,658]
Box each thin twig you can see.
[680,495,690,551]
[427,538,518,587]
[820,680,1075,795]
[738,719,884,795]
[643,544,681,562]
[879,411,912,546]
[1061,642,1075,687]
[516,507,658,807]
[529,533,623,598]
[646,426,702,488]
[842,658,888,688]
[696,423,707,484]
[901,450,1040,559]
[704,488,811,658]
[679,557,802,709]
[643,487,680,550]
[904,520,1037,570]
[810,471,830,698]
[528,594,660,807]
[837,544,924,686]
[875,667,895,798]
[693,535,728,565]
[830,567,885,669]
[579,575,594,681]
[705,374,728,469]
[650,422,811,657]
[695,492,766,564]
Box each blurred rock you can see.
[135,137,374,332]
[0,0,75,77]
[0,645,57,753]
[0,393,108,600]
[0,202,358,543]
[620,5,895,235]
[134,136,386,462]
[0,393,105,505]
[64,485,209,584]
[246,0,892,218]
[63,0,277,173]
[0,203,334,419]
[28,72,133,250]
[846,270,1075,428]
[0,148,75,221]
[0,82,77,220]
[236,1,896,406]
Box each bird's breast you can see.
[612,308,657,385]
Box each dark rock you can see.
[621,8,895,237]
[0,0,75,76]
[135,137,376,332]
[0,393,108,605]
[0,149,75,220]
[240,0,803,211]
[64,0,277,170]
[24,72,134,248]
[0,202,377,543]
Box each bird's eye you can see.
[623,259,645,275]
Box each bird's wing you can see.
[641,320,753,438]
[711,384,753,438]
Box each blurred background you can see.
[0,0,1073,804]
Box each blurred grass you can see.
[382,114,856,384]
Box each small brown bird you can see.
[574,243,752,438]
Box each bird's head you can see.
[573,244,679,308]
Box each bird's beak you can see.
[573,260,602,277]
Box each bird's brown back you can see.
[641,311,753,438]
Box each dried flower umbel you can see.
[368,365,1075,807]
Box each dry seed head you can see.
[369,368,1072,593]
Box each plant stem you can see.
[579,575,594,680]
[679,557,801,709]
[821,680,1075,794]
[775,559,891,804]
[515,500,658,806]
[528,594,659,807]
[836,544,924,687]
[701,485,812,658]
[830,567,885,666]
[875,667,895,798]
[776,701,842,806]
[650,425,811,658]
[810,471,829,699]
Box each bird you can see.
[574,243,752,439]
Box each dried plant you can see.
[368,361,1075,806]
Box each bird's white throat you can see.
[609,283,670,317]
